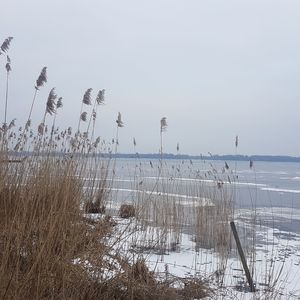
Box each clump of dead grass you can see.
[0,153,115,299]
[102,258,211,300]
[120,204,136,218]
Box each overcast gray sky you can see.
[1,0,300,156]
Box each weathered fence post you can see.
[230,221,256,292]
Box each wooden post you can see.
[230,221,256,292]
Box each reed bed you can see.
[0,36,213,299]
[1,128,214,299]
[120,157,236,257]
[0,153,110,299]
[4,35,289,299]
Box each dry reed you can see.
[0,38,219,299]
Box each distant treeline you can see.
[14,151,300,163]
[113,153,300,163]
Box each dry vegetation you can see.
[0,151,214,299]
[0,36,239,299]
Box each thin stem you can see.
[77,102,84,133]
[41,111,46,125]
[4,71,9,125]
[27,89,38,125]
[17,89,38,150]
[86,99,97,136]
[160,130,163,166]
[91,118,96,143]
[115,126,119,154]
[49,113,57,148]
[111,125,119,184]
[37,111,47,152]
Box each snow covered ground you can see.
[108,206,300,299]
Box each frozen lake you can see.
[109,158,300,233]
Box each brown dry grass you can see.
[120,204,136,218]
[0,38,213,298]
[0,152,113,299]
[0,152,211,300]
[0,123,211,300]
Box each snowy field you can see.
[99,205,300,300]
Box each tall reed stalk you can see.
[115,112,124,153]
[0,36,13,140]
[49,97,63,147]
[27,67,47,125]
[160,117,167,165]
[77,88,92,133]
[4,56,11,128]
[87,89,105,142]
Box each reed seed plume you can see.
[77,89,92,132]
[160,117,167,162]
[46,88,57,115]
[92,109,96,121]
[80,112,88,122]
[160,117,167,132]
[177,142,179,152]
[25,119,31,130]
[24,67,48,138]
[56,97,63,109]
[133,137,136,147]
[83,88,92,105]
[38,122,44,135]
[96,89,105,105]
[8,118,16,130]
[35,67,47,90]
[2,123,7,131]
[116,112,124,127]
[94,136,101,148]
[5,55,11,72]
[86,89,105,141]
[0,36,13,54]
[235,135,239,148]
